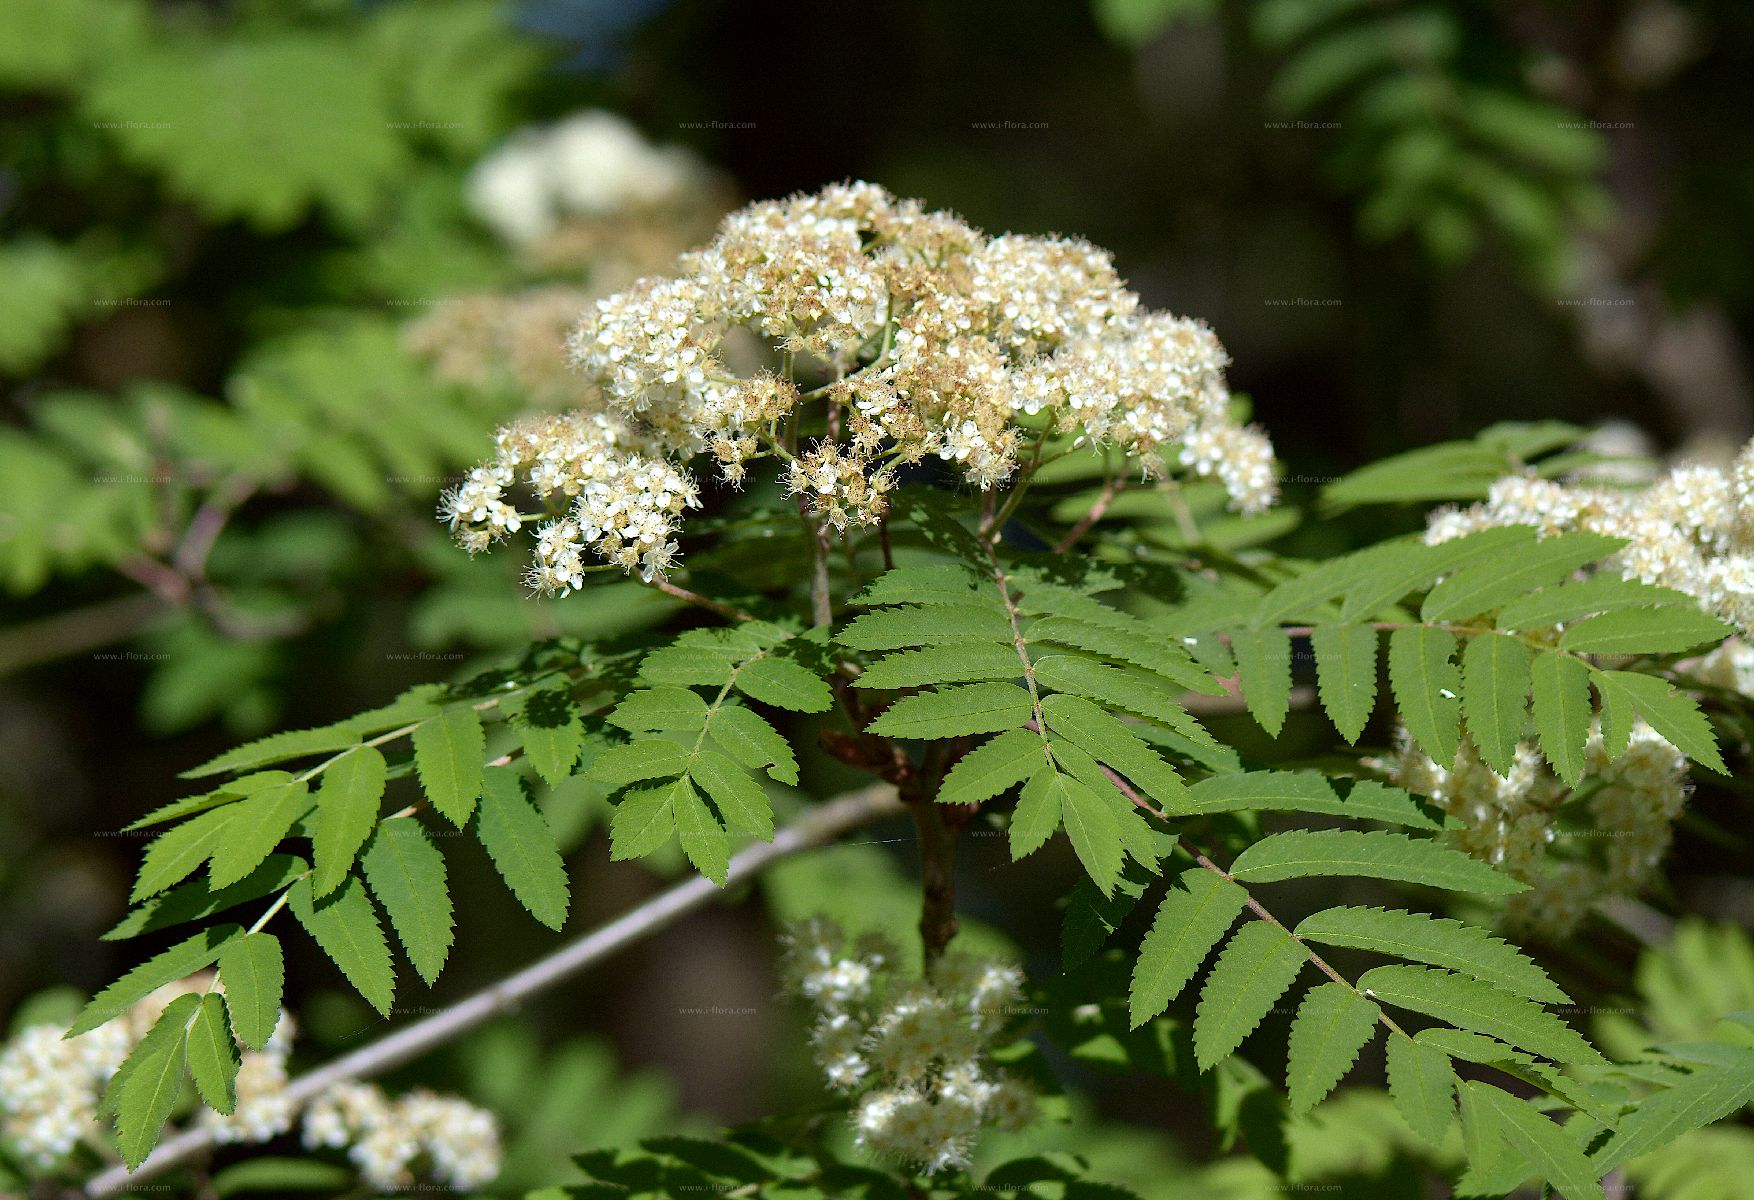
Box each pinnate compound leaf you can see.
[289,876,394,1016]
[1462,632,1531,775]
[1531,650,1592,785]
[1463,1082,1604,1200]
[1295,906,1566,1003]
[1310,623,1378,743]
[70,924,241,1036]
[186,992,239,1115]
[475,768,570,928]
[865,682,1032,739]
[938,728,1044,807]
[1358,965,1601,1064]
[1229,829,1524,896]
[1194,921,1307,1069]
[412,706,486,825]
[217,931,285,1050]
[1386,1034,1456,1146]
[1287,982,1381,1113]
[360,821,453,984]
[1387,626,1461,767]
[1129,869,1247,1028]
[1229,626,1292,736]
[311,745,387,898]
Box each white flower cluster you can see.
[467,110,713,248]
[303,1081,501,1192]
[1425,441,1754,631]
[444,183,1276,592]
[1379,719,1689,936]
[0,976,499,1192]
[779,917,1036,1175]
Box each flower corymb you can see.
[442,182,1276,593]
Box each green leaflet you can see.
[1055,769,1125,895]
[589,739,691,791]
[1558,605,1732,657]
[105,854,307,941]
[70,924,241,1037]
[1295,905,1567,1003]
[132,803,243,902]
[1032,654,1191,729]
[1387,626,1461,768]
[186,992,239,1115]
[609,687,709,734]
[1286,982,1381,1113]
[865,682,1033,739]
[288,875,395,1016]
[512,685,585,786]
[707,704,798,785]
[412,705,486,825]
[1596,1052,1754,1169]
[1358,965,1602,1064]
[853,643,1023,690]
[1591,669,1726,773]
[1044,738,1163,871]
[1129,868,1248,1028]
[1193,921,1307,1069]
[1186,769,1440,826]
[1310,623,1378,743]
[1338,538,1449,621]
[183,726,367,780]
[1531,651,1592,785]
[1010,766,1064,859]
[734,656,833,712]
[128,770,290,830]
[852,564,984,605]
[1229,829,1524,895]
[311,745,387,898]
[1040,693,1188,813]
[1462,632,1531,775]
[1421,531,1624,622]
[938,728,1045,807]
[476,768,570,927]
[1498,575,1696,631]
[1062,867,1151,971]
[207,780,312,890]
[1026,613,1222,695]
[610,779,682,861]
[1386,1033,1457,1146]
[687,748,774,839]
[114,992,197,1169]
[1463,1082,1605,1200]
[360,819,453,984]
[1229,625,1292,736]
[838,603,1013,650]
[672,774,730,886]
[216,931,285,1050]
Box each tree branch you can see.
[82,784,903,1198]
